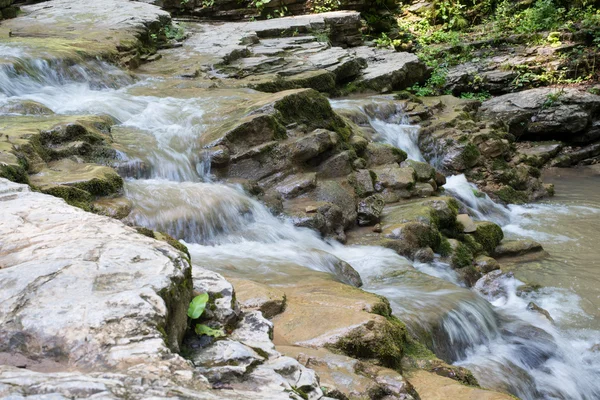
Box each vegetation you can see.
[187,294,226,338]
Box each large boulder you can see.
[479,88,600,142]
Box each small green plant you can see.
[187,294,225,338]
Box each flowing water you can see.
[2,45,600,399]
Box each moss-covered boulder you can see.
[471,221,504,254]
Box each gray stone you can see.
[287,129,337,162]
[193,268,241,330]
[363,142,406,167]
[317,150,354,178]
[357,194,385,226]
[373,164,416,190]
[457,214,477,233]
[352,169,375,196]
[274,173,317,199]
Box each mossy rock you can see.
[135,227,191,260]
[471,221,504,254]
[30,159,123,197]
[251,70,337,94]
[333,316,408,371]
[495,186,529,204]
[42,185,93,211]
[451,242,474,269]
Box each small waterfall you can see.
[330,99,425,161]
[443,174,512,225]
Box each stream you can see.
[1,47,599,400]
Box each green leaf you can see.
[195,324,225,337]
[187,293,209,319]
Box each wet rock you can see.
[414,247,435,263]
[357,194,385,226]
[0,99,53,115]
[527,302,554,323]
[314,180,358,229]
[494,239,544,258]
[331,259,363,288]
[471,221,504,254]
[474,255,500,274]
[456,214,476,233]
[474,270,514,301]
[92,196,133,219]
[206,145,231,166]
[192,340,266,381]
[550,142,600,167]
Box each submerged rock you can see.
[494,239,544,258]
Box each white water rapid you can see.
[2,48,599,400]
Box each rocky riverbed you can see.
[1,1,600,399]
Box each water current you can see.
[1,48,599,399]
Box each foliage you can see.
[460,91,492,101]
[188,293,209,319]
[195,324,225,337]
[187,293,227,338]
[311,0,340,14]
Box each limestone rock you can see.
[0,178,192,376]
[480,88,600,141]
[229,278,287,318]
[401,159,435,182]
[351,169,375,197]
[364,142,407,167]
[193,268,241,330]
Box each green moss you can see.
[462,233,484,255]
[439,236,452,257]
[73,173,123,196]
[452,242,474,269]
[42,185,93,210]
[135,226,155,238]
[460,142,480,167]
[472,221,504,254]
[0,163,29,184]
[495,186,529,204]
[333,317,408,371]
[274,89,352,141]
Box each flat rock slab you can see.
[407,369,514,400]
[1,0,170,58]
[0,178,191,375]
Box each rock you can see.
[92,196,133,219]
[0,178,193,379]
[350,169,375,197]
[401,159,435,182]
[192,340,266,381]
[331,259,363,288]
[274,173,317,199]
[363,142,407,167]
[479,88,600,142]
[287,129,337,162]
[314,180,358,229]
[474,270,514,302]
[550,142,600,167]
[317,150,353,178]
[192,268,241,330]
[414,247,435,263]
[474,255,500,274]
[0,100,53,115]
[527,302,554,323]
[408,370,514,400]
[357,194,385,226]
[230,311,277,357]
[518,142,562,167]
[279,346,417,400]
[354,47,428,93]
[456,214,476,233]
[206,145,231,166]
[373,164,416,190]
[471,221,504,254]
[228,278,287,319]
[493,239,544,258]
[412,182,435,198]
